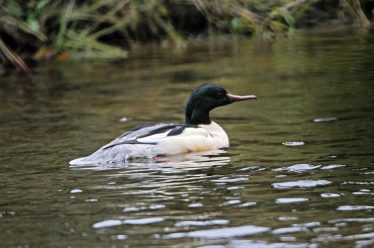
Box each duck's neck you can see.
[185,106,211,125]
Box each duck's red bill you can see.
[227,93,257,102]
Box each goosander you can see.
[69,83,257,165]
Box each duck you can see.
[69,83,257,165]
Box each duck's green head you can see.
[185,83,257,125]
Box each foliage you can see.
[0,0,372,74]
[0,0,182,73]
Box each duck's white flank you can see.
[69,122,229,165]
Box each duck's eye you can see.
[215,91,224,98]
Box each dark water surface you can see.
[1,28,374,247]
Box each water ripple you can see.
[321,193,341,198]
[276,198,309,204]
[321,164,346,170]
[337,205,374,211]
[279,216,299,222]
[93,217,164,229]
[312,231,374,242]
[272,179,332,189]
[313,117,338,123]
[226,240,318,248]
[272,227,307,235]
[188,202,203,208]
[211,177,248,184]
[175,219,229,227]
[273,164,321,173]
[93,219,122,229]
[164,225,270,239]
[328,218,374,223]
[282,141,305,147]
[293,222,320,228]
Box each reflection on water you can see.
[1,27,374,247]
[70,150,230,171]
[272,179,332,189]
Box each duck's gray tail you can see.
[69,146,131,166]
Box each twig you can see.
[0,38,32,75]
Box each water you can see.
[1,27,374,247]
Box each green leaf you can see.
[4,0,22,17]
[278,8,296,28]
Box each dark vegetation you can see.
[0,0,373,74]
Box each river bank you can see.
[0,0,373,75]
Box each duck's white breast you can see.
[156,122,229,155]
